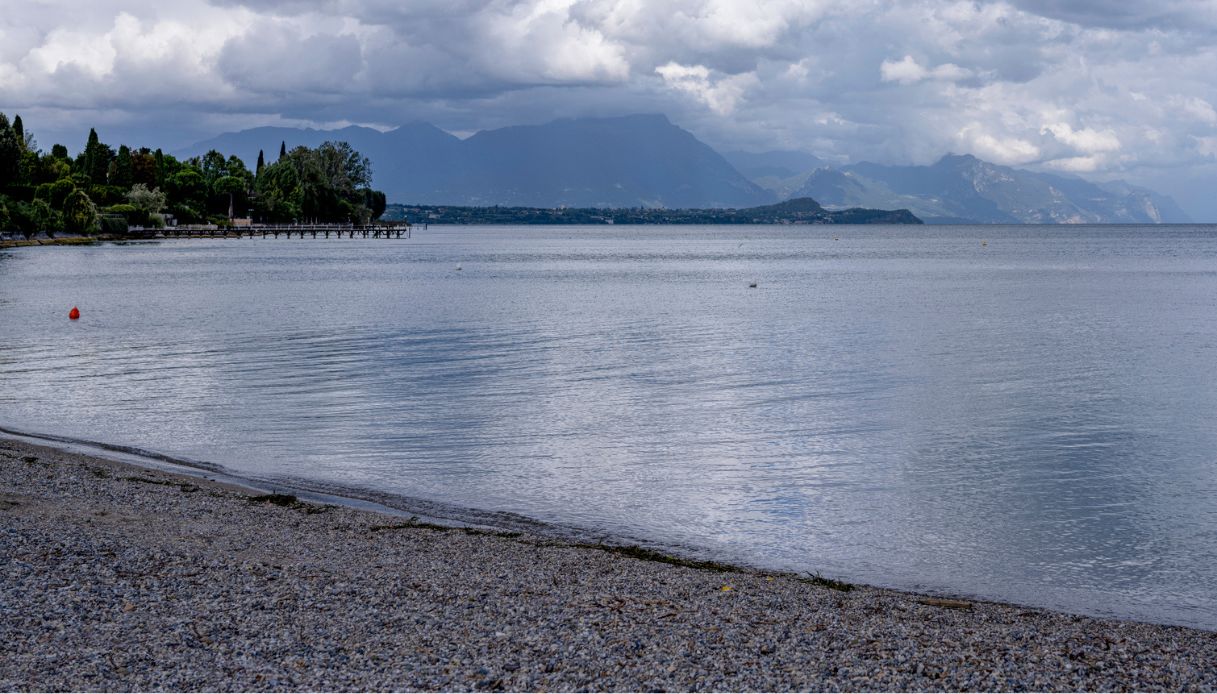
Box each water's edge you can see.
[0,424,756,568]
[6,424,1213,634]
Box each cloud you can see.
[880,55,973,84]
[957,124,1041,164]
[4,0,1217,218]
[1040,123,1121,154]
[655,62,758,115]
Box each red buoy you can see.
[69,306,80,320]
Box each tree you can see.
[165,168,207,222]
[81,128,113,184]
[253,159,302,222]
[256,149,265,175]
[132,148,157,186]
[127,183,167,216]
[0,113,19,189]
[363,189,387,221]
[154,148,166,187]
[34,178,77,209]
[50,144,69,160]
[253,141,384,223]
[317,141,372,193]
[62,189,98,234]
[0,197,9,231]
[279,141,287,161]
[11,115,26,152]
[111,145,134,188]
[11,199,56,238]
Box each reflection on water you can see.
[3,225,1217,629]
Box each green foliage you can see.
[10,198,57,238]
[364,189,387,221]
[87,184,127,207]
[11,115,24,150]
[154,149,166,187]
[98,214,128,236]
[111,145,134,188]
[63,189,98,234]
[165,168,207,222]
[126,183,167,216]
[107,202,148,226]
[34,154,71,186]
[35,178,78,209]
[3,184,34,203]
[80,128,114,184]
[131,148,157,186]
[6,116,386,232]
[254,160,302,222]
[0,196,10,231]
[255,142,381,223]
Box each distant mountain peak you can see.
[936,153,981,166]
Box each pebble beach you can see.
[3,436,1216,692]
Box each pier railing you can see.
[158,223,412,239]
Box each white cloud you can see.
[880,55,973,84]
[1043,155,1103,172]
[1040,122,1121,154]
[957,124,1041,164]
[655,62,758,115]
[1171,96,1217,125]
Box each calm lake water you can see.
[3,225,1217,629]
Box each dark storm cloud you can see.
[1007,0,1217,31]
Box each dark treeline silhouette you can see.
[0,115,386,238]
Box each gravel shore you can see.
[3,437,1216,691]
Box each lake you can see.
[2,225,1217,629]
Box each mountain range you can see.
[184,115,770,210]
[184,115,1189,223]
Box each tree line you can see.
[0,114,387,238]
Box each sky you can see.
[3,0,1217,218]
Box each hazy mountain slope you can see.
[789,155,1190,224]
[723,150,825,180]
[450,115,772,208]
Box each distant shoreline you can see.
[3,433,1217,690]
[384,198,923,225]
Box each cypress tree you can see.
[154,148,165,187]
[84,128,105,183]
[257,149,265,175]
[0,113,19,188]
[112,145,134,188]
[12,115,24,152]
[279,141,287,161]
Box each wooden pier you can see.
[161,223,412,240]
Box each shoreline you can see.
[0,236,96,249]
[4,437,1217,690]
